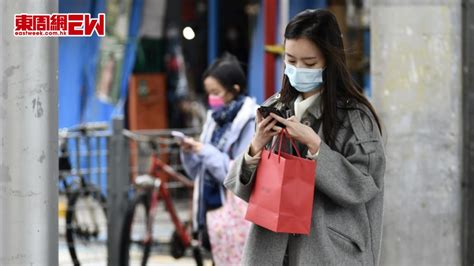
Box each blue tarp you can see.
[119,0,144,106]
[290,0,326,18]
[59,0,143,129]
[59,0,102,128]
[247,0,265,104]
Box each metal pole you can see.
[207,0,219,65]
[0,0,58,265]
[264,0,277,99]
[462,1,474,265]
[279,0,289,42]
[107,117,130,266]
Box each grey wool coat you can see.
[224,93,386,266]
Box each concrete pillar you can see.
[371,0,462,265]
[0,1,58,266]
[462,1,474,264]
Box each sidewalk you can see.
[58,195,212,265]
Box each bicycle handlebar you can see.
[123,129,195,188]
[59,123,109,138]
[122,129,178,146]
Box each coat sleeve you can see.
[223,150,258,202]
[180,150,201,180]
[197,119,256,183]
[196,144,230,183]
[315,108,386,207]
[180,111,214,179]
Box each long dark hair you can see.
[203,53,247,96]
[280,9,382,147]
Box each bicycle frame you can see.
[143,150,193,247]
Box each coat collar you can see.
[305,94,322,120]
[287,93,322,120]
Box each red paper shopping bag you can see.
[245,129,317,235]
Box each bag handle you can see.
[267,130,283,158]
[282,128,302,157]
[267,129,302,161]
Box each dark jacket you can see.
[224,93,386,265]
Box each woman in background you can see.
[180,53,256,265]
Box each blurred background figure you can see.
[174,95,207,131]
[179,53,257,265]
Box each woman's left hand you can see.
[269,113,321,154]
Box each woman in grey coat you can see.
[224,10,386,266]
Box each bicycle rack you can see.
[58,118,200,266]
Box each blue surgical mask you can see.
[284,63,324,93]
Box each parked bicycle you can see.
[58,123,109,266]
[119,129,204,266]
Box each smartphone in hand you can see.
[171,131,187,141]
[257,106,286,128]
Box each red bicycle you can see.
[120,129,203,266]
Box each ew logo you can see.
[14,13,106,37]
[67,13,105,37]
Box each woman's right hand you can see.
[249,110,280,156]
[180,137,202,153]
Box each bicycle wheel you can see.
[170,230,186,259]
[65,190,107,266]
[119,192,152,266]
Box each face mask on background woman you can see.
[208,94,226,110]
